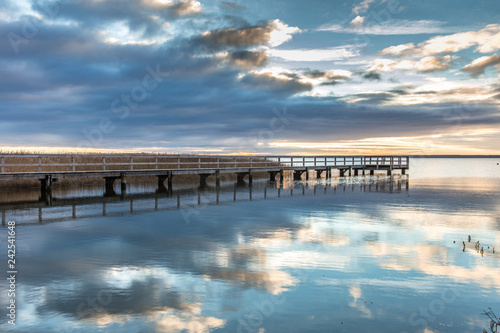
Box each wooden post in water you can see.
[120,172,127,196]
[215,170,220,188]
[168,171,173,196]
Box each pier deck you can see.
[0,154,409,195]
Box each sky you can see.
[1,0,500,155]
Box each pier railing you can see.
[0,154,409,173]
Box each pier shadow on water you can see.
[0,175,408,226]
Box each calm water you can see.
[1,158,500,333]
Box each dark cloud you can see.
[362,72,382,81]
[196,22,275,48]
[305,69,351,86]
[240,72,312,94]
[347,92,395,104]
[227,50,268,69]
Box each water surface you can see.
[1,158,499,333]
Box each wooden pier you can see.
[0,154,409,196]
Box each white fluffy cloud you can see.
[381,24,500,56]
[462,54,500,76]
[367,56,451,73]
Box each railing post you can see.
[278,157,281,166]
[250,157,253,168]
[303,157,305,167]
[217,157,220,168]
[155,157,158,170]
[103,157,106,171]
[1,156,4,173]
[72,157,76,172]
[198,157,201,168]
[234,157,237,168]
[130,157,133,170]
[177,156,181,169]
[265,157,267,167]
[38,156,42,172]
[314,157,317,167]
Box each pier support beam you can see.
[104,176,118,196]
[120,172,127,197]
[157,175,168,193]
[40,175,55,195]
[237,173,246,186]
[215,170,220,188]
[316,170,323,178]
[402,168,406,175]
[269,171,278,182]
[370,170,374,176]
[236,170,252,185]
[293,170,304,181]
[387,169,392,176]
[339,169,346,177]
[199,174,210,188]
[354,169,359,176]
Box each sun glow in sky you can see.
[1,0,500,155]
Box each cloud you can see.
[226,50,268,69]
[198,19,300,49]
[462,54,500,76]
[167,0,202,16]
[318,20,454,35]
[304,69,352,85]
[32,0,202,39]
[382,24,500,56]
[379,43,415,56]
[416,55,452,72]
[352,0,376,15]
[367,56,451,73]
[267,45,360,62]
[305,70,351,80]
[240,72,312,94]
[350,16,365,28]
[362,72,382,81]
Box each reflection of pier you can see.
[0,154,409,197]
[0,176,409,225]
